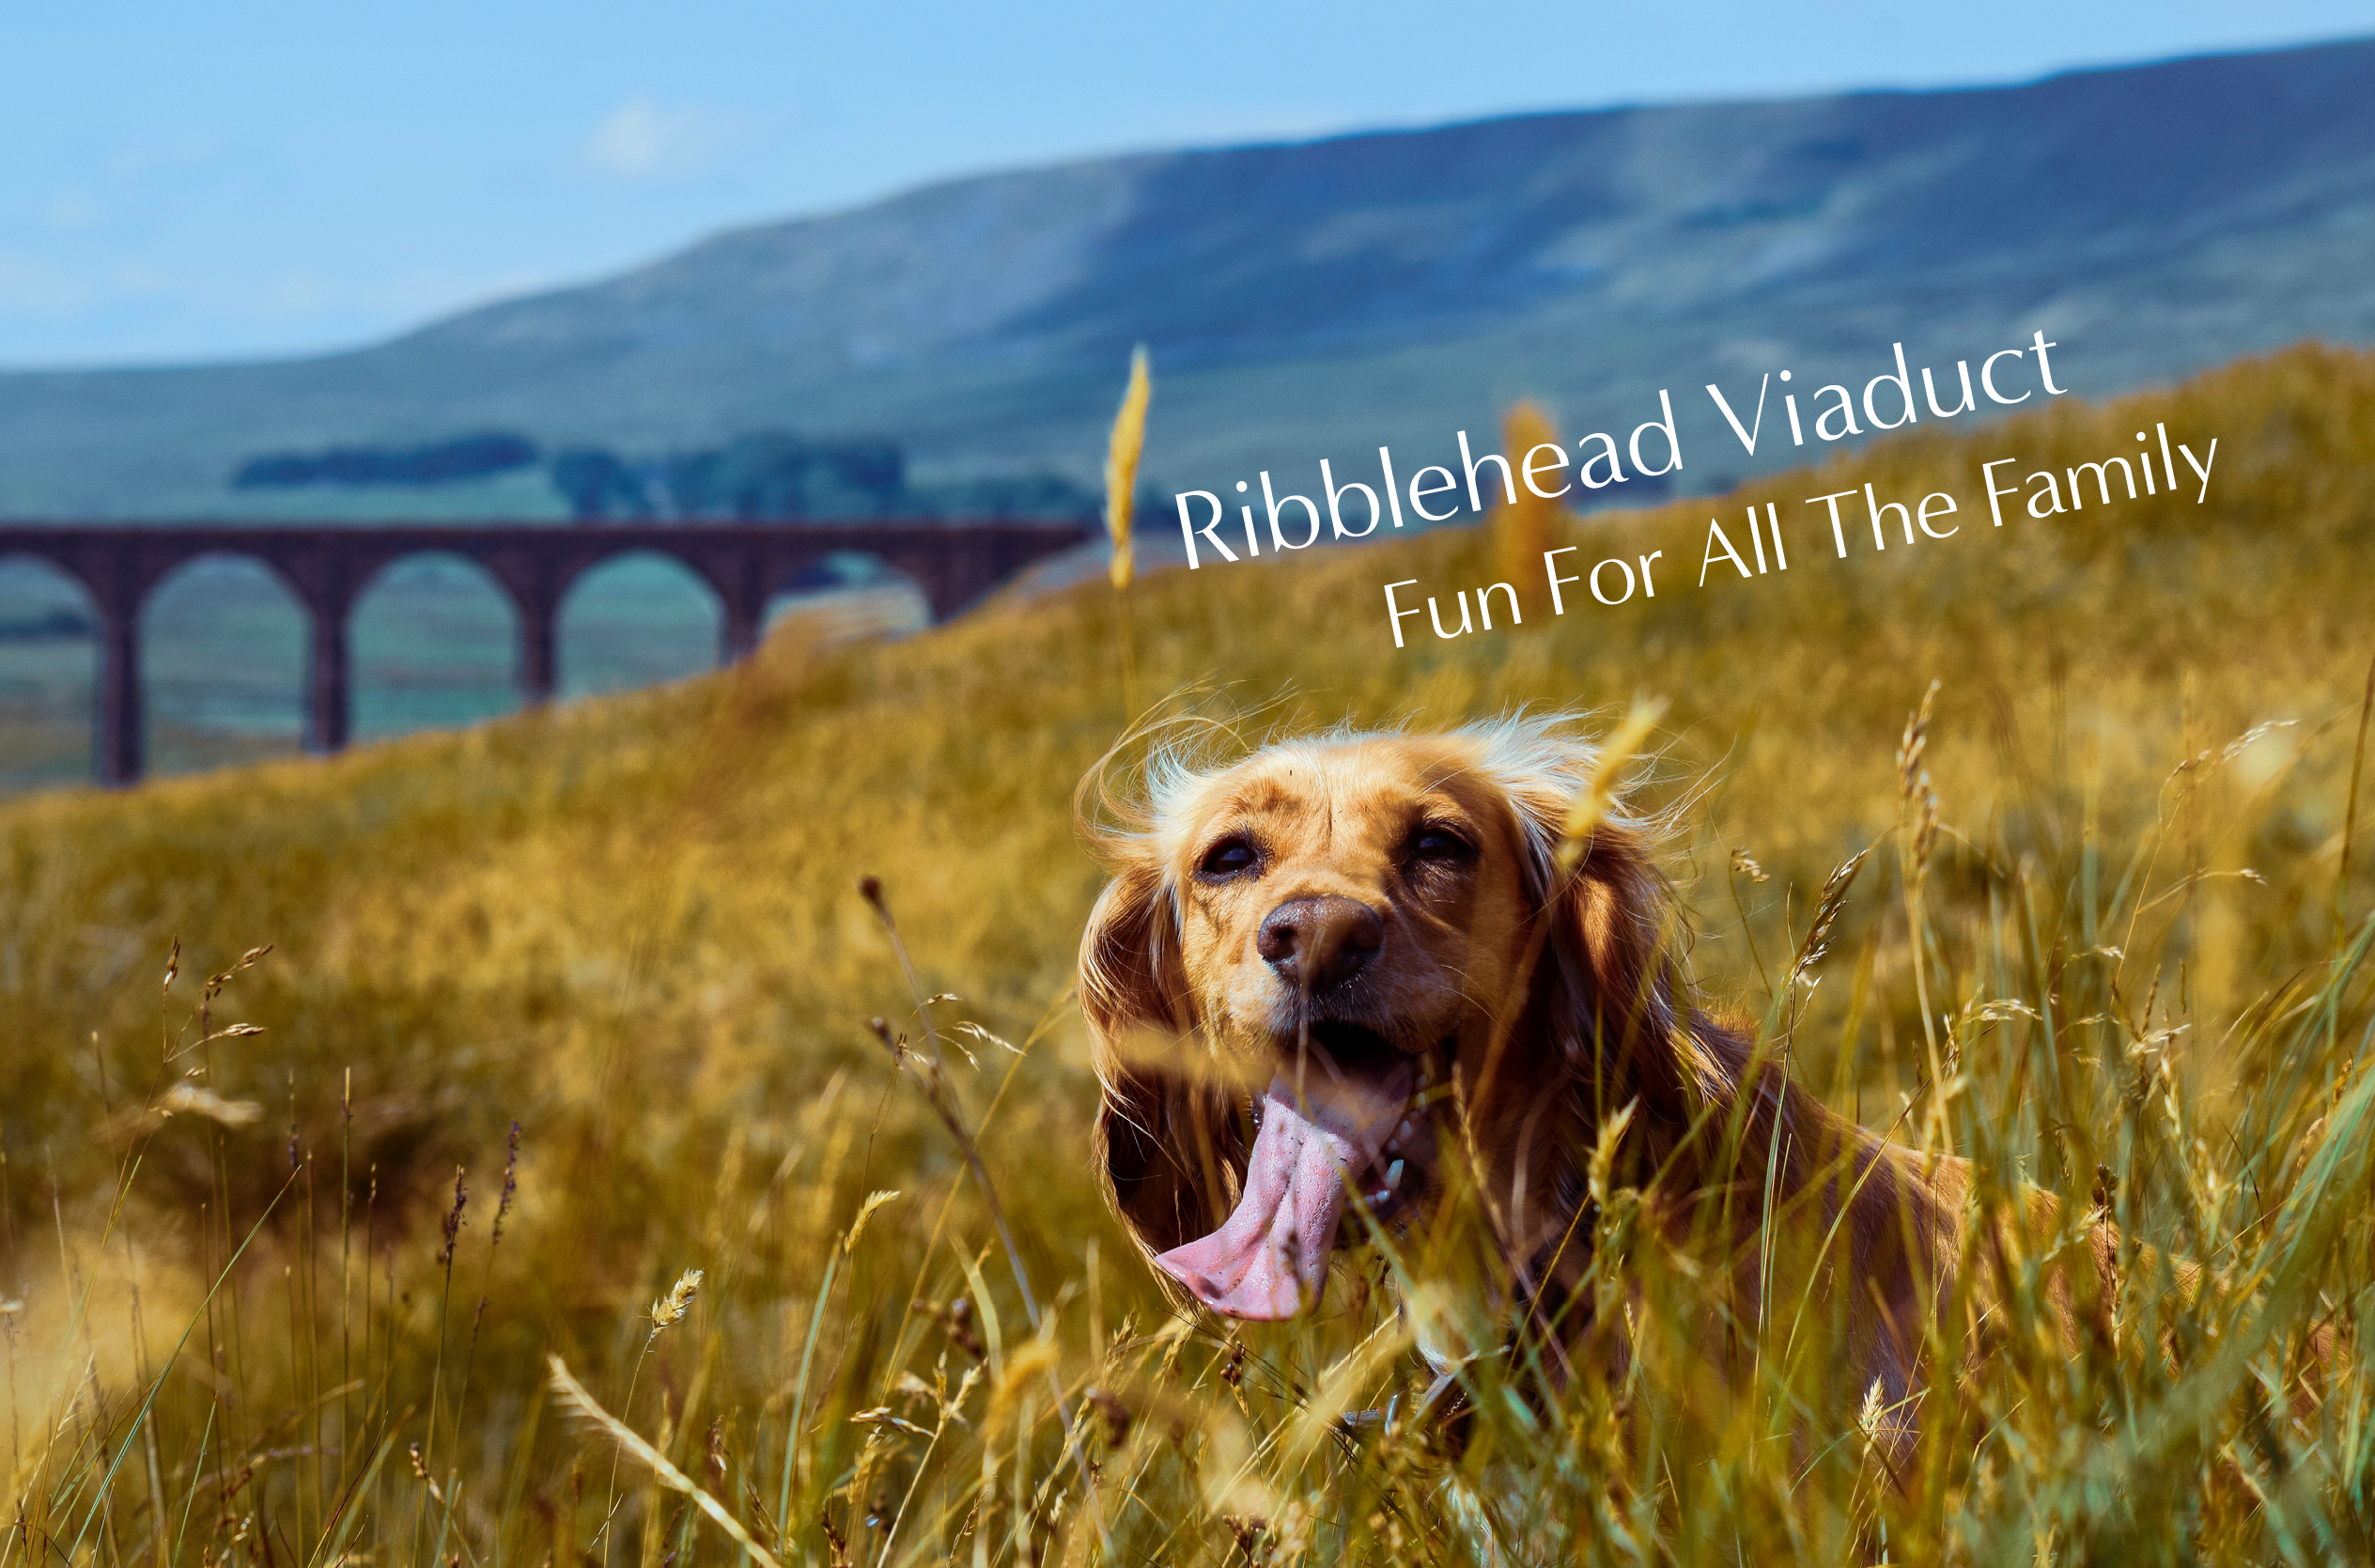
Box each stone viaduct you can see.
[0,518,1091,784]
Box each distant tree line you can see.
[226,425,1098,523]
[232,431,539,488]
[552,431,906,520]
[552,429,1096,523]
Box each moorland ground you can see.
[5,343,2375,1564]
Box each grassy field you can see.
[4,342,2375,1564]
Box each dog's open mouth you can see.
[1153,1024,1440,1321]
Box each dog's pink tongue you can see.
[1155,1063,1409,1320]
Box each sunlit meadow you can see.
[4,343,2375,1564]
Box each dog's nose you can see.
[1257,896,1384,993]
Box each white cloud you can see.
[105,132,221,180]
[251,269,339,318]
[582,96,744,181]
[48,195,98,230]
[0,252,97,315]
[109,261,174,296]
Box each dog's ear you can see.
[1079,854,1240,1258]
[1529,816,1701,1125]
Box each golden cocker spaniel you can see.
[1075,715,2085,1448]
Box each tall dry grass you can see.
[2,342,2374,1563]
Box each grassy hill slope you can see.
[4,343,2375,1562]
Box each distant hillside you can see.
[1,38,2369,518]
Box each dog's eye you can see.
[1197,835,1260,880]
[1409,825,1471,861]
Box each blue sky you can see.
[3,0,2367,370]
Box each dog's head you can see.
[1079,717,1688,1320]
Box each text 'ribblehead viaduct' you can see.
[0,519,1090,785]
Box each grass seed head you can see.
[1555,695,1669,873]
[158,1081,264,1127]
[650,1266,703,1330]
[493,1120,522,1244]
[843,1189,902,1254]
[1913,768,1941,869]
[1494,399,1565,613]
[1790,846,1873,990]
[439,1166,469,1268]
[1105,346,1152,592]
[1897,680,1940,800]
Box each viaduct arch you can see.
[0,519,1089,785]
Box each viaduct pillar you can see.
[303,599,353,753]
[519,584,559,705]
[95,606,143,787]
